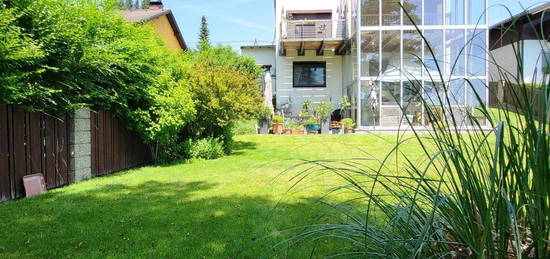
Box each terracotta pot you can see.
[283,129,292,134]
[344,127,354,134]
[272,123,283,134]
[292,129,304,135]
[307,130,318,135]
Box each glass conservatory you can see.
[351,0,489,128]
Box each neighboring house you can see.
[241,45,277,94]
[123,1,187,52]
[245,0,490,130]
[489,3,550,84]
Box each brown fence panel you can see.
[91,111,151,177]
[0,105,70,201]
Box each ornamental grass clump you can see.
[279,4,549,258]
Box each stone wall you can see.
[69,108,92,183]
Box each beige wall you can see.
[148,15,182,52]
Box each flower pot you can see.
[305,125,320,132]
[283,129,292,134]
[292,129,305,135]
[307,130,318,135]
[259,120,269,134]
[320,121,330,134]
[331,127,340,134]
[272,123,283,134]
[344,127,354,134]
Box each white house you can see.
[243,0,490,130]
[489,3,550,85]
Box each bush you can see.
[184,137,225,160]
[155,141,188,164]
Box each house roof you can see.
[122,9,187,50]
[240,45,276,49]
[490,2,550,29]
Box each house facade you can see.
[244,0,489,129]
[123,1,187,52]
[489,3,550,85]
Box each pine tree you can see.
[134,0,140,9]
[198,16,211,51]
[125,0,132,9]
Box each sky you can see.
[161,0,547,51]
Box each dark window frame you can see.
[293,61,327,88]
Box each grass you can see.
[0,134,424,258]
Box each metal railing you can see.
[281,19,346,40]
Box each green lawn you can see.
[0,134,423,258]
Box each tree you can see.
[134,0,139,9]
[142,0,150,9]
[198,15,211,51]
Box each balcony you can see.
[280,19,349,56]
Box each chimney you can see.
[149,0,163,10]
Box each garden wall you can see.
[0,106,151,202]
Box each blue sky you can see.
[161,0,547,51]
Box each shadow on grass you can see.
[231,141,258,156]
[0,179,341,258]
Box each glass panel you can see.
[423,81,445,125]
[361,0,379,26]
[403,0,422,25]
[360,80,379,126]
[403,80,423,126]
[382,0,400,25]
[466,79,486,106]
[467,29,486,76]
[403,30,423,80]
[425,0,443,25]
[424,30,444,77]
[446,0,464,25]
[446,29,466,76]
[448,78,465,105]
[468,0,486,25]
[381,30,400,76]
[361,31,380,77]
[381,80,400,105]
[381,107,401,126]
[466,79,487,126]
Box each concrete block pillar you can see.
[69,108,92,183]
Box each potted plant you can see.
[331,121,341,134]
[257,107,272,134]
[283,119,296,134]
[314,101,334,134]
[304,117,319,134]
[341,118,355,134]
[272,115,284,134]
[292,124,305,135]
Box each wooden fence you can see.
[0,104,70,201]
[489,83,548,120]
[90,110,151,177]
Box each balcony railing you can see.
[281,20,346,40]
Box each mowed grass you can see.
[0,134,424,258]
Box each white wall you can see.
[241,47,276,74]
[276,50,343,114]
[489,40,549,84]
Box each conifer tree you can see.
[198,16,211,51]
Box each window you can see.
[425,0,443,25]
[361,31,380,77]
[468,0,486,25]
[381,30,401,76]
[293,62,326,87]
[446,0,464,25]
[382,0,400,25]
[361,0,379,26]
[403,0,422,25]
